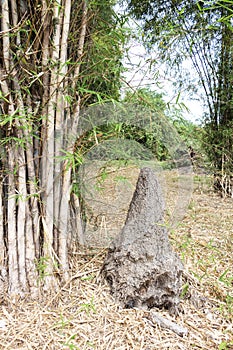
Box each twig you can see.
[146,311,188,337]
[0,13,27,37]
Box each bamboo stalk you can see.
[17,149,27,292]
[57,0,72,279]
[7,146,20,294]
[72,0,88,87]
[24,99,39,290]
[40,0,57,289]
[1,0,11,72]
[52,0,63,250]
[0,181,4,267]
[2,0,21,295]
[10,0,21,46]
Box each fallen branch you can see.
[146,311,188,337]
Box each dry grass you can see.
[0,170,233,350]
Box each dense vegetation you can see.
[0,0,124,295]
[127,0,233,193]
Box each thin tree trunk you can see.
[0,180,5,271]
[53,0,63,255]
[17,148,27,291]
[66,0,88,248]
[7,146,21,294]
[2,0,10,72]
[57,0,72,280]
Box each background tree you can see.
[122,88,170,160]
[78,87,194,166]
[0,0,123,296]
[126,0,233,192]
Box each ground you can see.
[0,164,232,349]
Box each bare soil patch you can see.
[0,166,232,349]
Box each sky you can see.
[115,2,206,125]
[122,41,205,124]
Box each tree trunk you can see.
[0,0,88,297]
